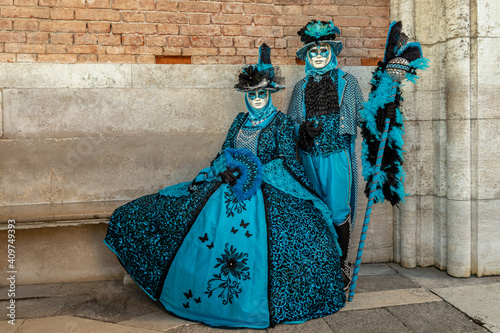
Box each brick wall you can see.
[0,0,389,65]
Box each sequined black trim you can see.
[262,184,275,327]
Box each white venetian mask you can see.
[307,43,332,69]
[247,89,269,110]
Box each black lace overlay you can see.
[262,184,345,325]
[255,113,283,165]
[104,181,220,300]
[220,112,248,152]
[304,70,340,118]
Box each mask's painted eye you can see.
[248,92,257,100]
[258,90,267,99]
[319,48,329,57]
[308,47,319,58]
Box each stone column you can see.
[390,0,419,269]
[392,0,500,277]
[444,0,473,277]
[472,0,500,276]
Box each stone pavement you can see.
[1,263,499,333]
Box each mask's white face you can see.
[247,89,269,110]
[307,43,332,69]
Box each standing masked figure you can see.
[105,44,346,329]
[288,20,365,288]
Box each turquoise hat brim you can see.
[296,40,343,61]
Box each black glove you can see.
[384,101,397,120]
[305,120,323,138]
[299,120,323,149]
[188,180,203,193]
[219,168,240,186]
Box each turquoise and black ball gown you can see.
[104,111,346,328]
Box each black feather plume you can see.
[259,43,271,65]
[399,44,423,63]
[384,21,402,63]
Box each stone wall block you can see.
[477,1,500,36]
[408,89,440,121]
[416,120,434,196]
[422,42,448,122]
[0,135,225,205]
[400,120,419,193]
[417,195,435,267]
[0,225,124,285]
[410,88,447,124]
[432,89,447,121]
[433,196,447,269]
[474,119,500,200]
[398,195,418,268]
[3,88,243,139]
[476,199,500,276]
[446,198,471,277]
[445,38,471,120]
[0,139,53,205]
[477,38,500,119]
[415,0,446,44]
[390,0,416,38]
[400,90,418,120]
[394,116,418,269]
[432,120,447,197]
[131,64,240,89]
[49,135,225,203]
[0,63,131,89]
[445,0,471,38]
[446,119,471,200]
[418,44,446,95]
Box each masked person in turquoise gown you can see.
[287,21,366,289]
[104,44,346,329]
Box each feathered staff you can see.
[348,21,429,301]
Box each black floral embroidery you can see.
[205,243,250,305]
[224,188,247,217]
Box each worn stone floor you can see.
[1,263,499,333]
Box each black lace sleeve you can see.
[286,78,307,138]
[210,112,248,167]
[221,112,248,151]
[276,113,320,198]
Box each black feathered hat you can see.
[234,43,285,93]
[296,20,343,61]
